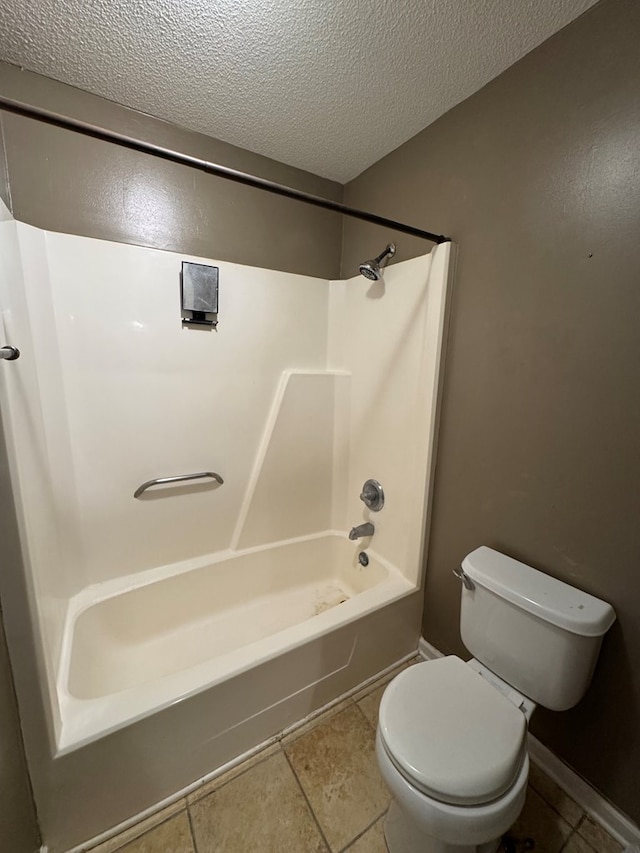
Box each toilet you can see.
[376,546,616,853]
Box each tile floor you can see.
[88,659,624,853]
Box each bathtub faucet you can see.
[349,522,375,540]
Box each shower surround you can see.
[0,203,451,849]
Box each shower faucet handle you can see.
[360,479,384,512]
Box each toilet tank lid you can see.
[462,547,616,637]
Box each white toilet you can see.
[376,546,616,853]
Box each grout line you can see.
[338,808,388,852]
[546,801,583,835]
[574,813,588,836]
[559,828,597,853]
[528,785,574,835]
[185,803,199,853]
[558,832,572,853]
[528,777,586,831]
[187,743,283,804]
[282,749,333,852]
[88,809,185,853]
[558,831,571,853]
[352,697,377,732]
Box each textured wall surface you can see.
[0,0,597,181]
[0,63,343,279]
[344,0,640,825]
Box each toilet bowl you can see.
[377,656,531,853]
[376,546,616,853]
[377,732,529,853]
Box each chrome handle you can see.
[453,567,475,591]
[359,479,385,512]
[134,471,224,498]
[0,345,20,361]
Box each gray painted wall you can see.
[0,619,39,853]
[0,62,343,280]
[0,128,9,210]
[344,0,640,825]
[0,616,39,853]
[0,412,40,853]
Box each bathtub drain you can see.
[314,587,351,616]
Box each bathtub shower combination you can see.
[0,201,450,838]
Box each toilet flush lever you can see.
[453,567,475,591]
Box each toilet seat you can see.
[378,656,527,806]
[376,728,530,848]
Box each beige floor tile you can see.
[561,830,598,853]
[506,787,572,853]
[88,800,187,853]
[117,813,194,853]
[528,762,584,827]
[186,742,281,805]
[281,698,353,747]
[189,750,327,853]
[285,703,390,852]
[577,816,623,853]
[345,816,388,852]
[357,683,386,729]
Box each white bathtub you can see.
[56,531,414,752]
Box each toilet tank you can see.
[459,547,616,711]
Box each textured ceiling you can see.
[0,0,597,182]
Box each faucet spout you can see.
[349,522,375,540]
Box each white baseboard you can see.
[418,637,444,660]
[418,637,640,848]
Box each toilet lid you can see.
[378,656,527,806]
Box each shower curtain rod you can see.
[0,94,450,244]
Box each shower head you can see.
[359,243,396,281]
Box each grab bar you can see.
[134,471,224,498]
[0,345,20,361]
